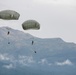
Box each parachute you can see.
[0,10,20,20]
[22,20,40,30]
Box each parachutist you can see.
[34,51,36,53]
[7,31,10,35]
[22,20,40,54]
[8,42,10,44]
[32,41,34,45]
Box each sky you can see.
[0,0,76,43]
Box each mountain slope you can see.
[0,27,76,75]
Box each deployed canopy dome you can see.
[22,20,40,30]
[0,10,20,20]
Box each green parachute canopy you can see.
[22,20,40,30]
[0,10,20,20]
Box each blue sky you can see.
[0,0,76,43]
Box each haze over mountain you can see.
[0,27,76,75]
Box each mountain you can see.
[0,27,76,75]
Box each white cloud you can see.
[0,53,10,61]
[0,54,35,67]
[38,58,52,66]
[0,53,74,68]
[38,58,48,64]
[55,59,73,66]
[0,53,16,63]
[18,55,35,66]
[3,64,15,69]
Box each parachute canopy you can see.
[0,10,20,20]
[22,20,40,30]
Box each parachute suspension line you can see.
[8,31,10,44]
[28,38,36,57]
[31,37,36,53]
[7,28,10,44]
